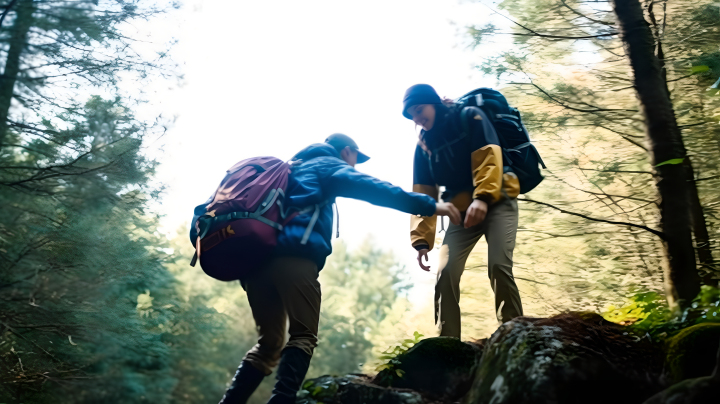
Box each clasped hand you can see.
[416,199,488,271]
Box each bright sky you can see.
[147,0,508,295]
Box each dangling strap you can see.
[333,202,340,238]
[300,204,321,245]
[190,236,201,267]
[439,215,445,233]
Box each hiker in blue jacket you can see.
[220,133,461,404]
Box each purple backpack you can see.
[190,156,295,281]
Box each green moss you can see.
[665,322,720,382]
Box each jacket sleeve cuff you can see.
[474,194,494,204]
[413,244,430,251]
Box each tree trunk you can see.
[610,0,700,310]
[648,3,716,283]
[685,158,716,283]
[0,0,33,152]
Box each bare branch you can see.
[0,0,18,29]
[560,0,616,26]
[509,82,639,113]
[520,197,666,239]
[596,124,648,150]
[577,167,654,175]
[480,1,617,40]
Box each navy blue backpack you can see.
[455,88,546,194]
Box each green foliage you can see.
[373,331,423,384]
[301,376,340,402]
[602,286,720,340]
[656,158,686,167]
[690,65,711,74]
[0,95,181,402]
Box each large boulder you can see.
[664,322,720,383]
[372,337,484,402]
[462,313,665,404]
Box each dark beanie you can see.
[402,84,442,119]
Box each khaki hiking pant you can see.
[435,198,523,338]
[242,256,321,375]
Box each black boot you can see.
[219,360,266,404]
[266,347,312,404]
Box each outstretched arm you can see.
[319,160,459,223]
[325,164,435,216]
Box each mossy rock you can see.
[373,337,483,401]
[462,313,664,404]
[665,322,720,382]
[297,375,423,404]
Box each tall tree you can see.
[0,1,179,402]
[610,0,699,308]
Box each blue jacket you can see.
[275,143,436,270]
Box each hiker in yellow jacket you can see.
[402,84,523,338]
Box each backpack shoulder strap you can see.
[458,106,486,138]
[459,106,474,136]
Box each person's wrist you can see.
[473,198,488,207]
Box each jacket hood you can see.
[292,143,342,162]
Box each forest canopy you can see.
[1,0,719,403]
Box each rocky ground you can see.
[296,313,720,404]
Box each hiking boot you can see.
[219,360,266,404]
[266,347,312,404]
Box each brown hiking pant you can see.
[435,198,522,338]
[242,256,321,375]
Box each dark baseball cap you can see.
[325,133,370,164]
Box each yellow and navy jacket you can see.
[410,104,520,251]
